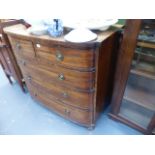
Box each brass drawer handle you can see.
[16,42,21,50]
[56,51,64,61]
[64,109,70,116]
[18,60,26,66]
[36,43,41,48]
[58,73,65,80]
[62,92,69,98]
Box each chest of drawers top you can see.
[4,24,119,46]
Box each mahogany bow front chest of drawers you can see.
[4,24,120,128]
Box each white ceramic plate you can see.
[64,28,97,43]
[63,19,118,31]
[27,26,48,36]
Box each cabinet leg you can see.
[87,124,95,130]
[6,74,13,84]
[18,80,26,93]
[21,85,26,93]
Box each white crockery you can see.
[27,26,48,36]
[64,28,97,43]
[63,19,118,31]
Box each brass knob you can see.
[64,109,70,116]
[56,51,64,61]
[58,73,65,80]
[22,78,25,82]
[62,92,69,98]
[16,42,21,50]
[36,43,41,48]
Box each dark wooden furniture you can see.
[4,24,120,128]
[0,20,26,91]
[109,19,155,134]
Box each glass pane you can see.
[119,20,155,129]
[119,99,154,129]
[124,74,155,111]
[132,46,155,75]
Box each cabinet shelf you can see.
[137,41,155,49]
[123,84,155,111]
[132,59,155,75]
[110,20,155,134]
[135,50,155,59]
[130,69,155,80]
[119,99,154,129]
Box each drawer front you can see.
[9,37,35,60]
[36,93,93,126]
[34,43,95,70]
[19,61,95,90]
[27,81,93,126]
[23,72,94,110]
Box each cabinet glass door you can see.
[118,20,155,131]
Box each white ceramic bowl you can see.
[64,28,97,43]
[63,19,118,31]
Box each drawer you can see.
[20,62,95,90]
[9,37,36,60]
[27,81,93,126]
[36,93,93,126]
[34,43,95,70]
[24,73,94,110]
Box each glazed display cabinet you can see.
[109,19,155,134]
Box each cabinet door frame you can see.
[110,19,142,114]
[147,114,155,134]
[108,20,155,134]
